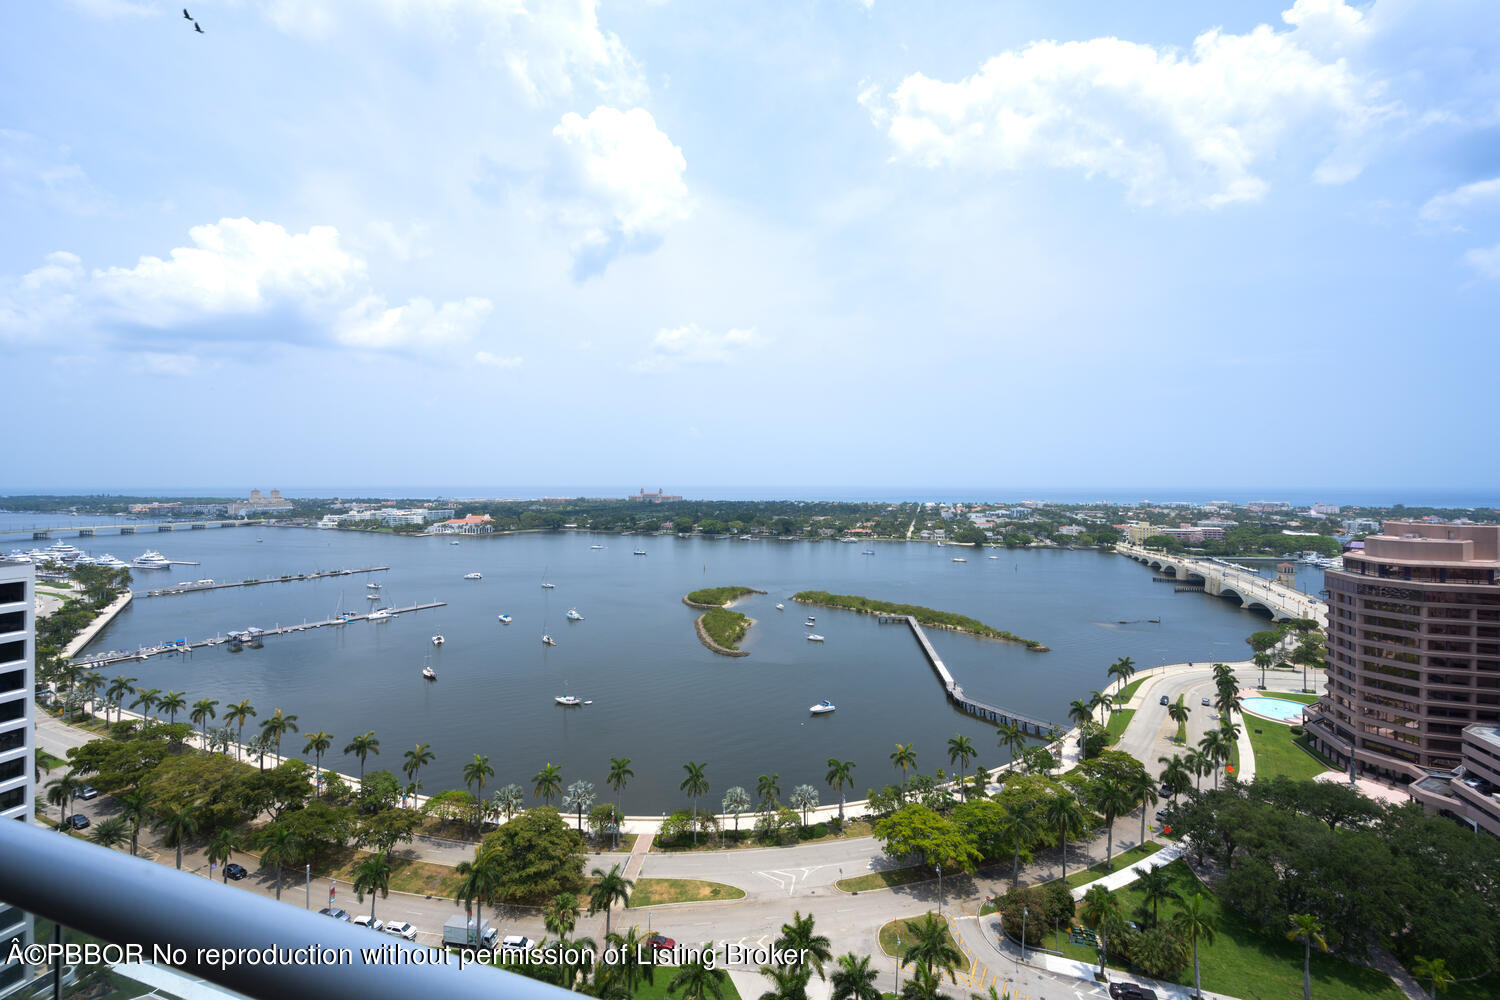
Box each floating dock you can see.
[140,566,389,598]
[73,601,445,668]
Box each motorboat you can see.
[542,634,557,646]
[431,635,445,646]
[368,609,392,622]
[809,700,836,715]
[422,665,437,681]
[540,582,555,589]
[590,544,604,549]
[554,695,583,707]
[450,540,460,545]
[862,550,875,555]
[988,555,999,560]
[633,549,647,556]
[565,609,584,621]
[366,582,381,589]
[132,550,171,569]
[366,592,381,600]
[498,613,512,624]
[806,634,826,642]
[805,615,816,622]
[776,603,785,610]
[952,557,967,563]
[464,572,483,580]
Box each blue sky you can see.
[2,0,1497,494]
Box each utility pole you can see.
[1021,906,1028,965]
[305,864,311,908]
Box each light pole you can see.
[305,864,310,909]
[1020,905,1027,964]
[936,864,943,916]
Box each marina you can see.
[141,566,390,597]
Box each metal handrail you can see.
[0,819,573,1000]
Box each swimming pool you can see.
[1242,697,1307,722]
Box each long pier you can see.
[879,614,1060,735]
[73,601,445,668]
[140,566,389,598]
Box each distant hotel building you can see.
[227,489,294,517]
[1306,521,1500,835]
[0,563,33,825]
[629,488,683,504]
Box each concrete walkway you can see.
[1070,843,1184,900]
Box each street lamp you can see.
[936,864,943,915]
[1020,905,1028,964]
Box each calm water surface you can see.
[20,523,1308,811]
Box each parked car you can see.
[1159,784,1172,798]
[352,915,384,932]
[318,907,351,921]
[62,814,90,830]
[382,921,418,941]
[499,935,535,954]
[1109,983,1157,1000]
[224,863,248,881]
[646,933,676,951]
[77,785,98,800]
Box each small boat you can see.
[450,540,460,545]
[590,544,604,549]
[565,609,584,621]
[464,572,483,580]
[369,609,392,622]
[422,666,437,681]
[862,550,875,555]
[988,555,999,560]
[366,593,381,600]
[805,615,816,622]
[366,582,381,589]
[776,603,785,611]
[806,634,825,642]
[810,700,836,715]
[542,634,557,646]
[554,695,582,707]
[952,557,967,563]
[633,549,647,556]
[498,613,512,624]
[431,635,445,646]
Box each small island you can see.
[682,585,766,609]
[791,590,1048,650]
[695,608,753,657]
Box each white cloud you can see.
[630,324,762,373]
[1464,244,1500,280]
[474,350,524,368]
[870,1,1390,208]
[552,106,691,276]
[1420,177,1500,226]
[0,130,108,216]
[0,218,491,353]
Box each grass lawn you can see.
[1245,719,1338,782]
[877,913,962,962]
[1263,691,1320,704]
[1118,678,1146,703]
[628,878,745,907]
[837,865,931,893]
[1106,859,1405,1000]
[257,845,465,898]
[1105,708,1135,745]
[1042,927,1101,966]
[1061,840,1162,889]
[630,973,743,1000]
[36,749,67,772]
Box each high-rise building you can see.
[0,563,32,826]
[1307,521,1500,832]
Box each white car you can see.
[351,915,384,932]
[499,935,535,953]
[382,921,418,940]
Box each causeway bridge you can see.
[1,520,256,540]
[1116,542,1327,626]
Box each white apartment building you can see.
[0,562,34,823]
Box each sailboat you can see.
[540,567,555,589]
[421,655,437,681]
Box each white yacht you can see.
[366,592,382,600]
[590,544,604,549]
[449,540,460,545]
[806,634,826,642]
[132,550,171,569]
[464,572,483,580]
[554,695,583,707]
[431,635,445,646]
[633,549,647,556]
[367,582,381,589]
[952,557,967,563]
[540,581,555,589]
[565,609,584,621]
[809,700,836,715]
[422,664,437,681]
[368,609,393,622]
[542,634,557,646]
[776,603,785,611]
[497,613,512,624]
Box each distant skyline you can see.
[3,1,1498,490]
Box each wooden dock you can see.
[140,566,389,598]
[73,601,445,668]
[891,615,1060,735]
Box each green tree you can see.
[607,756,634,849]
[343,730,379,781]
[1079,884,1122,978]
[492,783,524,822]
[545,892,578,939]
[790,785,820,827]
[669,945,729,1000]
[455,846,504,936]
[402,743,434,785]
[258,823,303,901]
[996,723,1027,766]
[904,913,962,981]
[119,789,151,856]
[190,697,220,745]
[1167,699,1190,742]
[873,804,981,872]
[353,852,394,921]
[1091,775,1135,868]
[130,686,161,722]
[681,761,709,845]
[1136,865,1180,927]
[89,815,130,849]
[206,827,239,882]
[757,773,781,812]
[1043,791,1087,881]
[945,738,975,800]
[1108,656,1136,694]
[45,774,77,829]
[153,802,199,871]
[1129,767,1159,846]
[825,758,857,820]
[1286,913,1328,1000]
[776,911,832,980]
[564,780,596,835]
[1068,699,1092,727]
[603,925,655,1000]
[829,953,880,1000]
[463,753,496,836]
[588,863,634,941]
[1411,956,1455,999]
[1171,893,1217,1000]
[723,786,752,833]
[303,731,333,791]
[158,690,187,726]
[891,743,917,781]
[259,709,300,766]
[225,700,256,760]
[534,762,564,804]
[1197,729,1230,790]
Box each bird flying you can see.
[182,8,191,18]
[194,21,204,33]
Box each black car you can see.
[62,814,90,830]
[1159,784,1173,798]
[224,863,248,881]
[1159,695,1169,706]
[1108,983,1157,1000]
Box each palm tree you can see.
[996,723,1026,765]
[45,775,77,829]
[463,754,496,836]
[607,756,634,849]
[1092,776,1135,868]
[353,852,394,921]
[493,784,524,822]
[190,697,220,746]
[1216,689,1244,721]
[890,743,917,781]
[303,731,333,791]
[402,743,435,785]
[225,700,256,760]
[544,892,579,939]
[604,925,655,1000]
[130,686,160,722]
[343,730,378,781]
[1000,801,1041,887]
[757,962,811,1000]
[1286,913,1328,1000]
[1043,791,1086,881]
[669,946,729,1000]
[564,780,596,835]
[825,758,856,820]
[533,762,563,804]
[260,709,300,766]
[1185,749,1210,793]
[1135,865,1179,926]
[1167,699,1190,742]
[944,738,974,800]
[776,911,833,980]
[154,689,185,726]
[723,786,752,833]
[206,827,239,882]
[829,953,880,1000]
[1253,651,1274,689]
[1108,656,1136,694]
[1067,699,1092,727]
[118,790,151,856]
[587,864,633,941]
[756,773,781,812]
[904,913,962,982]
[1171,893,1217,1000]
[455,847,503,936]
[680,761,709,845]
[1079,884,1122,979]
[1158,756,1192,803]
[105,674,137,725]
[258,823,302,901]
[1198,729,1229,789]
[153,803,199,870]
[789,785,819,827]
[1129,767,1159,846]
[78,672,105,718]
[1411,956,1455,999]
[89,816,130,850]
